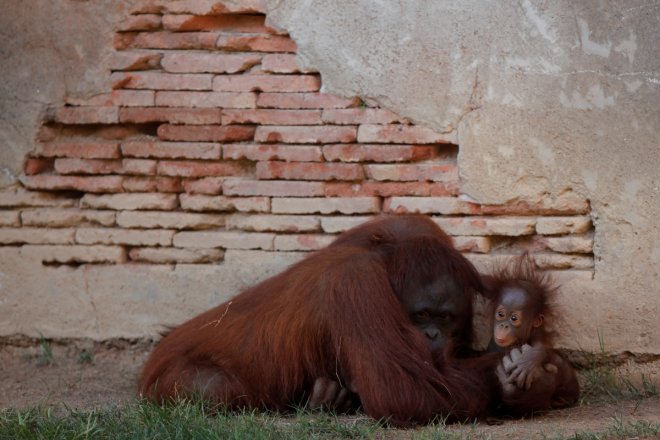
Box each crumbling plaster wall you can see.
[0,0,657,354]
[265,0,659,353]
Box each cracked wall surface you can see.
[0,0,657,355]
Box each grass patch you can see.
[36,334,53,367]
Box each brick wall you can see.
[0,0,593,275]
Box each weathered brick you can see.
[54,158,122,175]
[117,211,225,229]
[255,126,356,144]
[180,194,270,212]
[0,211,21,226]
[453,236,491,253]
[256,162,363,181]
[320,216,373,233]
[536,254,595,270]
[274,234,335,251]
[65,94,114,107]
[481,192,591,216]
[213,75,320,92]
[120,107,222,124]
[122,177,183,193]
[257,93,360,109]
[217,34,296,52]
[76,228,173,246]
[223,144,322,162]
[162,53,261,74]
[226,214,320,232]
[158,160,250,178]
[21,175,124,193]
[35,142,121,159]
[52,107,119,125]
[325,182,459,197]
[129,247,224,264]
[112,90,156,107]
[122,159,158,175]
[223,179,324,197]
[272,197,381,214]
[322,108,401,125]
[118,14,162,31]
[21,245,127,264]
[162,14,273,33]
[536,216,593,235]
[163,0,267,14]
[544,235,594,254]
[357,124,456,144]
[384,197,481,215]
[21,209,115,227]
[156,91,256,108]
[111,72,213,90]
[0,228,75,244]
[115,31,219,50]
[24,158,53,175]
[173,231,274,250]
[158,124,256,142]
[122,140,222,160]
[0,187,76,208]
[80,193,178,211]
[182,177,224,195]
[433,217,537,236]
[323,144,437,163]
[221,109,322,125]
[110,52,163,71]
[261,54,312,73]
[365,164,458,182]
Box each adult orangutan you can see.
[138,214,492,426]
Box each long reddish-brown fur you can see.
[138,215,493,426]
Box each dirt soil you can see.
[1,341,658,439]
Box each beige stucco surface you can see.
[0,1,657,354]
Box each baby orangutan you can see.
[486,254,579,409]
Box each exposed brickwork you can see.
[2,0,594,270]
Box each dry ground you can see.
[1,341,658,439]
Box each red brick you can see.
[122,176,182,193]
[261,54,312,73]
[21,175,124,193]
[24,158,53,175]
[383,196,481,215]
[155,91,256,108]
[130,2,163,14]
[163,0,267,14]
[118,14,161,31]
[121,159,158,175]
[0,187,76,208]
[322,144,437,162]
[433,217,537,236]
[257,93,360,109]
[272,197,380,214]
[213,75,320,92]
[223,144,322,162]
[119,107,222,124]
[182,177,225,195]
[112,90,155,107]
[158,160,250,177]
[65,94,114,107]
[325,182,460,197]
[80,193,178,210]
[451,237,492,253]
[322,108,401,125]
[36,142,120,159]
[255,126,356,144]
[223,179,324,197]
[217,34,296,52]
[111,72,212,90]
[179,194,270,212]
[357,124,456,144]
[122,141,222,160]
[221,109,322,125]
[162,52,261,74]
[52,107,118,124]
[54,158,122,175]
[110,52,163,71]
[274,234,335,251]
[162,14,273,33]
[158,124,255,142]
[257,161,363,181]
[115,31,219,50]
[364,163,458,182]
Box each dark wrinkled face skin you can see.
[401,276,471,353]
